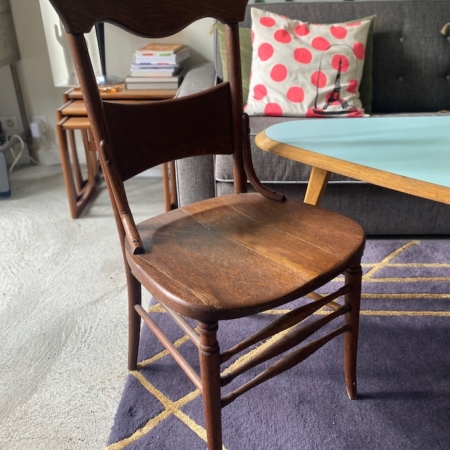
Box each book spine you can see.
[125,83,179,90]
[133,56,178,64]
[126,75,179,82]
[137,52,174,56]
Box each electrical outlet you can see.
[0,115,20,134]
[32,116,48,128]
[31,116,48,136]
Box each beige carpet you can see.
[0,165,165,449]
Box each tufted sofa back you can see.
[217,1,450,114]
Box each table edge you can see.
[255,130,450,205]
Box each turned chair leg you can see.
[344,258,362,400]
[126,264,142,371]
[198,321,223,450]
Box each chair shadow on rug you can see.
[48,0,365,448]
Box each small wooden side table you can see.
[56,84,178,218]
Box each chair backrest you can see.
[50,0,250,177]
[49,0,263,253]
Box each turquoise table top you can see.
[265,116,450,189]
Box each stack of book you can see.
[125,43,190,90]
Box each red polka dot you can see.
[258,43,274,61]
[347,21,361,26]
[353,42,365,60]
[251,30,255,43]
[347,79,359,94]
[260,17,276,27]
[311,71,327,88]
[312,37,331,51]
[287,86,305,103]
[306,108,325,118]
[264,103,283,116]
[270,64,288,82]
[330,25,347,39]
[274,29,291,43]
[253,84,268,100]
[331,55,350,72]
[293,47,312,64]
[294,24,309,36]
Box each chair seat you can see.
[126,193,365,321]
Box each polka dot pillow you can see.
[245,8,372,118]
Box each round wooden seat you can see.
[127,193,365,321]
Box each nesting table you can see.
[255,116,450,208]
[56,84,178,218]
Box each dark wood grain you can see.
[221,305,350,387]
[103,84,234,181]
[344,261,363,400]
[126,194,364,321]
[220,285,351,363]
[221,324,351,408]
[125,263,141,371]
[49,0,248,36]
[198,322,222,450]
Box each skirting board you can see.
[36,148,61,165]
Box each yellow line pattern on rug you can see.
[106,239,450,449]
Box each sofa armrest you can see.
[177,62,216,97]
[175,62,217,206]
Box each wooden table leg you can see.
[169,160,178,210]
[162,162,171,212]
[82,129,99,186]
[162,161,178,212]
[304,167,331,206]
[56,118,79,219]
[56,117,99,218]
[68,129,84,195]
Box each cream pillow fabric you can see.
[245,8,372,117]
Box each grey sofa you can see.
[176,1,450,235]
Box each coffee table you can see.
[255,116,450,207]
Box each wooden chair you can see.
[49,1,366,448]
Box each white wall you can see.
[0,1,215,165]
[0,0,66,164]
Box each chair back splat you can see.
[49,0,366,448]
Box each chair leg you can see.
[344,258,362,400]
[125,263,142,371]
[198,321,223,450]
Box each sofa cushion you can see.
[216,24,252,105]
[237,2,450,114]
[217,14,375,113]
[245,7,372,118]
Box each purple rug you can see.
[106,239,450,449]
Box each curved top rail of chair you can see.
[49,0,249,36]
